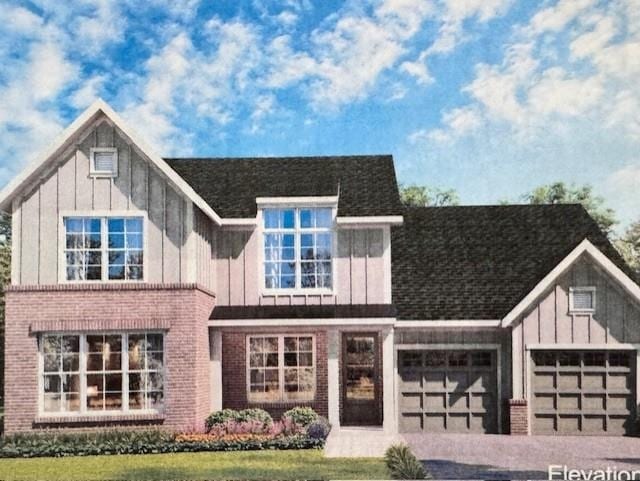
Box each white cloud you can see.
[529,0,595,34]
[527,67,604,116]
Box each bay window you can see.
[40,332,164,415]
[263,208,333,290]
[247,335,315,403]
[64,216,144,281]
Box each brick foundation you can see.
[509,399,528,435]
[221,329,328,419]
[3,283,215,434]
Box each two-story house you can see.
[1,100,639,437]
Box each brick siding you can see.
[508,399,529,435]
[3,283,215,434]
[221,330,328,419]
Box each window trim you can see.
[569,286,596,313]
[37,331,166,418]
[58,211,148,284]
[245,334,316,404]
[89,147,119,177]
[258,206,337,295]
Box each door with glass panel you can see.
[342,333,381,426]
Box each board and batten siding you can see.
[214,227,388,306]
[11,118,213,288]
[512,255,640,398]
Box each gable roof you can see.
[0,99,224,224]
[392,204,636,321]
[165,155,403,218]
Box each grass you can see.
[0,449,389,480]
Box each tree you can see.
[522,182,617,236]
[399,184,460,207]
[616,220,640,275]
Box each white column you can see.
[512,322,523,399]
[327,328,341,429]
[382,326,397,434]
[210,329,223,411]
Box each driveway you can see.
[404,433,640,480]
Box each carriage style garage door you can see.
[398,350,498,433]
[531,350,637,435]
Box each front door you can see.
[342,333,382,426]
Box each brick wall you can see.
[221,330,328,419]
[3,283,215,434]
[508,399,528,435]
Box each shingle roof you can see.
[392,204,634,321]
[164,155,403,218]
[210,304,396,320]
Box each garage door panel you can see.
[401,392,423,409]
[448,372,469,391]
[425,372,446,390]
[400,413,423,432]
[399,350,498,434]
[532,350,637,436]
[425,413,446,431]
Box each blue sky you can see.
[1,0,639,230]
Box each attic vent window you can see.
[569,287,596,313]
[90,148,118,177]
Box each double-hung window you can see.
[263,208,333,290]
[40,332,164,415]
[64,216,144,281]
[247,335,315,403]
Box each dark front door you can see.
[342,333,381,426]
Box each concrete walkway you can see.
[324,427,402,458]
[405,433,640,480]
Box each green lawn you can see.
[0,450,389,480]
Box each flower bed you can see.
[0,408,331,458]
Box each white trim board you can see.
[0,99,224,225]
[256,196,339,206]
[209,318,397,327]
[501,238,640,327]
[395,320,501,328]
[336,216,403,226]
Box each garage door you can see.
[531,350,637,435]
[398,350,498,433]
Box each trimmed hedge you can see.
[0,430,323,459]
[205,408,273,431]
[282,407,319,427]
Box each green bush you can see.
[205,408,273,431]
[234,408,272,427]
[282,407,319,427]
[384,444,428,480]
[0,429,323,458]
[205,409,239,431]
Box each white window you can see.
[40,332,164,415]
[64,216,144,281]
[90,148,118,177]
[569,287,596,312]
[263,208,333,290]
[247,335,315,403]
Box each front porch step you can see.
[324,427,403,458]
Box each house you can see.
[1,99,639,437]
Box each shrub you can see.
[306,417,331,440]
[282,407,318,427]
[0,429,324,458]
[205,409,273,432]
[384,444,428,480]
[234,408,273,427]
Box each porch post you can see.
[210,329,223,411]
[382,326,397,434]
[327,328,341,429]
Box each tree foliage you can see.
[399,184,459,207]
[616,220,640,275]
[522,182,617,236]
